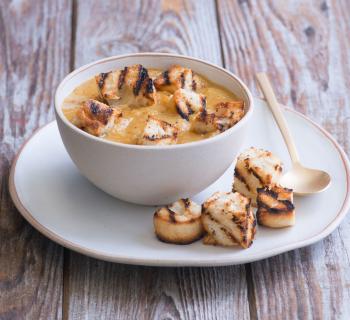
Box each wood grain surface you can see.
[1,0,350,319]
[0,0,72,319]
[217,0,350,319]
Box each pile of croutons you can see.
[154,147,295,248]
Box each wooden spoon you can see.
[256,72,331,195]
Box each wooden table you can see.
[1,1,350,319]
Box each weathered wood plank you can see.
[74,0,223,66]
[217,0,350,319]
[65,1,249,319]
[0,0,72,319]
[67,256,248,320]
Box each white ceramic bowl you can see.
[55,53,254,205]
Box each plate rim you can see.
[9,99,350,266]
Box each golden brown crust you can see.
[153,199,204,244]
[233,147,283,205]
[191,100,245,134]
[173,89,206,121]
[95,71,121,101]
[95,64,156,107]
[74,99,121,136]
[201,191,256,249]
[140,116,178,145]
[191,111,217,134]
[257,186,295,228]
[154,65,195,93]
[214,101,245,131]
[155,227,203,245]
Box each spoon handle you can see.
[256,73,300,164]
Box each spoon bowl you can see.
[279,163,331,195]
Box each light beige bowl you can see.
[55,53,254,205]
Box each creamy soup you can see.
[62,66,244,145]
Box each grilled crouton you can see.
[202,191,256,248]
[95,64,156,107]
[191,112,217,134]
[173,89,206,121]
[140,116,178,145]
[154,198,203,244]
[154,65,196,93]
[73,99,122,137]
[95,70,122,102]
[214,101,245,131]
[233,147,283,206]
[191,100,245,133]
[257,186,295,228]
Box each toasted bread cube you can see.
[191,112,217,134]
[154,65,195,93]
[95,70,122,102]
[73,99,122,137]
[140,116,178,145]
[95,64,156,107]
[202,191,256,248]
[257,186,295,228]
[233,147,283,205]
[214,101,245,131]
[154,198,203,244]
[173,89,206,121]
[191,100,245,133]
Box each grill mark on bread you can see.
[145,78,154,94]
[257,201,295,213]
[145,132,178,142]
[244,161,265,186]
[155,207,177,223]
[258,200,295,213]
[180,72,185,88]
[176,103,192,121]
[200,95,206,110]
[208,214,240,245]
[252,218,257,228]
[98,72,109,89]
[192,77,197,91]
[118,67,127,90]
[190,70,196,91]
[234,169,251,191]
[163,70,170,85]
[275,164,283,172]
[257,187,295,213]
[134,65,146,96]
[144,131,178,142]
[183,198,191,208]
[231,215,246,232]
[221,226,239,244]
[166,207,177,223]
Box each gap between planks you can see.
[62,1,77,319]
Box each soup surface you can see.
[62,66,245,145]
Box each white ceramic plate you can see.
[10,98,350,266]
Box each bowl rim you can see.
[55,52,254,150]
